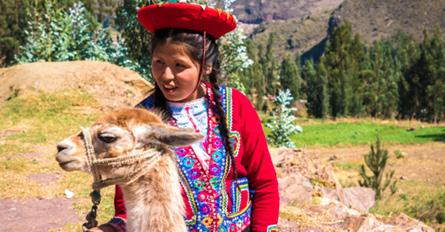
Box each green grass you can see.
[263,121,444,148]
[0,89,99,153]
[0,89,114,230]
[332,162,363,170]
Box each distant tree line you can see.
[240,21,445,123]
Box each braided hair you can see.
[150,28,239,184]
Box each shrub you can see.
[16,1,131,68]
[394,149,405,159]
[266,89,303,148]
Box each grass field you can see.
[0,91,444,231]
[259,112,445,147]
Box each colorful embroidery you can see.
[108,217,126,232]
[267,224,278,232]
[202,216,214,226]
[228,132,240,157]
[139,83,251,231]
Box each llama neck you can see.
[118,154,186,232]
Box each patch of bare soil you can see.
[0,61,153,110]
[304,142,445,185]
[28,172,61,186]
[0,197,82,232]
[7,152,44,160]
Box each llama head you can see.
[55,108,204,178]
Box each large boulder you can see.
[278,174,313,206]
[319,187,375,212]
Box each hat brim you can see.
[138,3,237,39]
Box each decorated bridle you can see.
[81,127,163,231]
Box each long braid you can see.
[207,62,240,189]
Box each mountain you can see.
[330,0,445,43]
[229,0,445,62]
[230,0,343,24]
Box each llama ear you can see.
[138,124,205,147]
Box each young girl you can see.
[89,2,279,232]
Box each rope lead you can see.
[82,204,98,232]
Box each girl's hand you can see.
[86,224,118,232]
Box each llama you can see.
[55,108,204,232]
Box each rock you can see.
[278,174,313,206]
[319,165,341,189]
[386,213,435,231]
[341,214,382,231]
[320,187,375,212]
[270,147,319,180]
[280,197,434,232]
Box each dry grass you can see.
[305,142,445,230]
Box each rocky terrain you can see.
[227,0,445,62]
[270,147,435,231]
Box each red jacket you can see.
[108,85,279,232]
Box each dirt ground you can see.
[304,142,445,185]
[0,61,153,110]
[1,142,443,231]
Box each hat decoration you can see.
[137,0,237,39]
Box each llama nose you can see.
[57,142,70,153]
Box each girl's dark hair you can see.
[150,28,239,183]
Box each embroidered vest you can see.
[138,83,251,232]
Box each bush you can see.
[266,89,303,148]
[16,1,131,68]
[394,149,405,159]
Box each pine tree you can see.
[304,59,329,118]
[323,21,351,118]
[302,60,317,116]
[0,0,31,66]
[316,61,330,119]
[264,33,278,96]
[359,136,397,200]
[240,38,264,110]
[323,21,364,118]
[280,55,301,100]
[423,24,445,122]
[397,34,421,120]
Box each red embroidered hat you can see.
[137,2,237,39]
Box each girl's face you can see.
[151,43,203,102]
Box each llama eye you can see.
[98,134,117,143]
